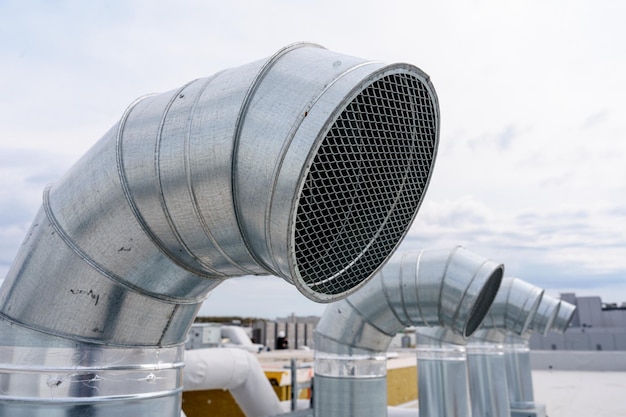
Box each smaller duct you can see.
[415,327,471,417]
[504,297,576,413]
[466,277,544,417]
[183,348,283,417]
[314,247,504,417]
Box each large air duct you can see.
[0,43,440,416]
[503,297,576,414]
[466,277,544,417]
[314,247,504,417]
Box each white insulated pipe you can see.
[314,247,504,417]
[183,348,283,417]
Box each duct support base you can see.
[510,403,547,417]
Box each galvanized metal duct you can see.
[314,247,504,417]
[466,277,544,417]
[414,278,544,417]
[504,297,576,412]
[0,43,440,416]
[415,327,472,417]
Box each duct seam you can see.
[182,71,258,276]
[345,298,398,338]
[154,81,226,277]
[232,43,323,275]
[115,90,219,280]
[380,256,411,328]
[282,60,399,291]
[39,186,202,305]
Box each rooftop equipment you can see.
[0,43,440,416]
[314,246,504,417]
[503,296,576,417]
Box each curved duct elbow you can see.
[314,247,502,417]
[0,43,440,347]
[476,277,544,339]
[551,300,576,333]
[0,44,440,415]
[528,294,561,336]
[314,246,504,354]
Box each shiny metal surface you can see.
[466,342,511,417]
[466,278,544,417]
[0,43,441,343]
[502,298,577,412]
[314,247,503,355]
[0,43,440,415]
[314,247,502,416]
[503,336,535,409]
[416,331,471,417]
[551,300,576,333]
[529,295,561,336]
[313,375,387,417]
[478,277,544,337]
[0,320,184,416]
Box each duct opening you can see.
[464,265,505,337]
[295,73,437,296]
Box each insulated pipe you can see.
[466,277,544,417]
[314,247,504,417]
[504,297,576,412]
[0,44,440,416]
[183,348,283,417]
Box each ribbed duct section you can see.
[314,247,503,417]
[0,43,440,416]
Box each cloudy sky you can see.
[1,0,624,319]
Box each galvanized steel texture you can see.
[0,43,440,415]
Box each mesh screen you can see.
[295,72,437,296]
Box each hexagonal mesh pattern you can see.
[295,71,437,296]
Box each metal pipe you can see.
[415,328,471,417]
[466,277,544,417]
[0,43,440,416]
[504,297,576,413]
[314,247,504,417]
[183,348,283,417]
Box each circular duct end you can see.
[293,68,439,302]
[463,263,504,338]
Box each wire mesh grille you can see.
[465,266,503,337]
[295,72,437,296]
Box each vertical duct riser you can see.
[504,298,576,414]
[466,342,510,417]
[503,339,534,409]
[0,43,441,416]
[416,330,472,417]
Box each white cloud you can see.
[1,0,625,317]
